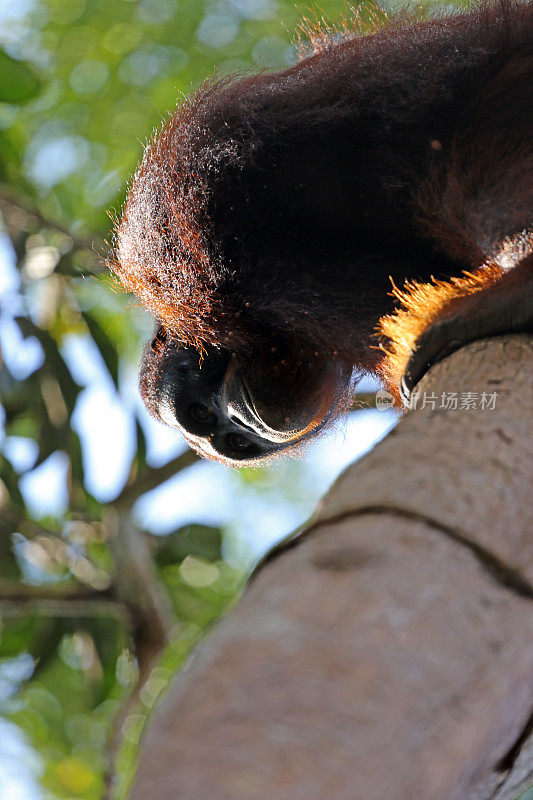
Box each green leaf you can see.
[82,311,120,388]
[0,50,41,104]
[0,453,24,507]
[15,317,81,414]
[134,418,147,468]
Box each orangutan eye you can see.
[227,432,252,452]
[150,326,167,352]
[189,403,215,424]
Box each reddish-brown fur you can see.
[112,1,532,462]
[378,232,533,399]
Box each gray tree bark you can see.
[129,334,533,800]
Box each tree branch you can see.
[115,449,199,509]
[127,335,533,800]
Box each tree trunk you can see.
[128,334,533,800]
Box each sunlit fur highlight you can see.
[296,1,388,58]
[377,231,532,400]
[377,265,503,400]
[111,82,238,353]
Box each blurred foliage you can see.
[0,0,327,237]
[0,50,41,104]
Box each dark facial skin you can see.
[140,327,351,466]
